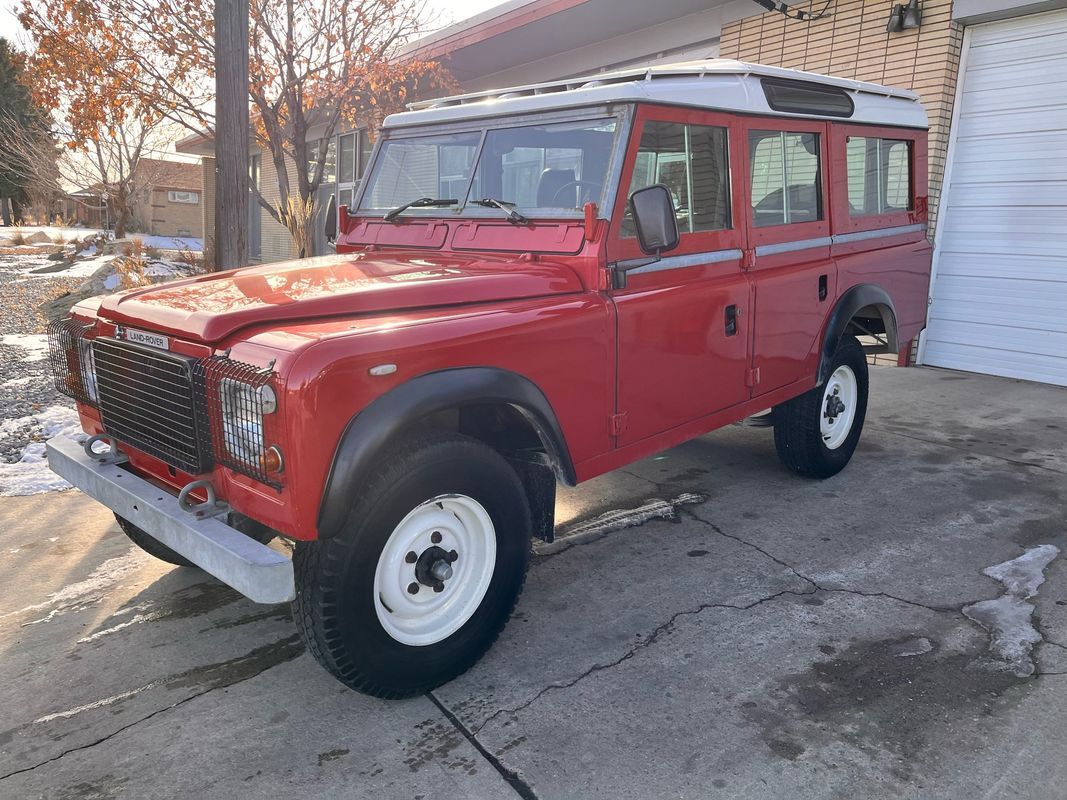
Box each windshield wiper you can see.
[471,198,529,226]
[383,197,457,222]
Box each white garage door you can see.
[922,9,1067,386]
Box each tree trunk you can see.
[0,197,11,227]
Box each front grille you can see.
[92,338,210,474]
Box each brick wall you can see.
[143,188,203,238]
[719,0,964,236]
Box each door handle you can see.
[725,305,738,337]
[819,274,828,301]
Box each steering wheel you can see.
[550,180,602,207]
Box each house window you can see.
[168,191,199,204]
[308,139,337,184]
[846,137,911,215]
[749,130,822,227]
[624,120,731,235]
[337,130,372,207]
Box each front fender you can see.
[316,367,575,538]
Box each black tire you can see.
[773,335,868,479]
[114,513,194,567]
[293,433,532,698]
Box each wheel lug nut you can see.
[433,582,445,593]
[431,531,442,544]
[448,549,458,562]
[407,582,419,595]
[405,551,417,564]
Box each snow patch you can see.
[2,376,38,388]
[963,544,1060,677]
[539,493,706,555]
[0,405,88,496]
[35,683,157,723]
[2,333,49,362]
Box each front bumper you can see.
[46,436,295,604]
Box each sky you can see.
[0,0,512,48]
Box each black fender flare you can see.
[317,367,576,538]
[818,284,898,385]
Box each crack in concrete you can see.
[0,644,298,782]
[426,692,539,800]
[472,585,819,736]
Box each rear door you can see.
[608,105,750,446]
[741,120,835,395]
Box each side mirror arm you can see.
[609,250,661,290]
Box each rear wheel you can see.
[773,335,868,479]
[293,433,531,698]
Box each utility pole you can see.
[214,0,249,269]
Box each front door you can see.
[741,120,835,395]
[609,105,751,446]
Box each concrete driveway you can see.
[1,366,1065,799]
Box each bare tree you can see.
[21,0,450,256]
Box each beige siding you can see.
[143,189,203,238]
[719,0,963,236]
[257,149,299,263]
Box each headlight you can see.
[219,379,277,468]
[77,339,99,404]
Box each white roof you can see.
[384,60,927,130]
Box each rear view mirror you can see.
[324,194,338,245]
[630,184,679,256]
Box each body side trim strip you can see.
[754,236,833,257]
[831,223,927,244]
[625,248,743,276]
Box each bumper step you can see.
[46,436,295,604]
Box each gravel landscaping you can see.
[0,235,201,495]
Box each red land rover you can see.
[46,61,932,697]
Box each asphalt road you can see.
[1,366,1065,799]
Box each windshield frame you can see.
[353,104,634,221]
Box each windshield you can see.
[358,117,620,216]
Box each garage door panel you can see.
[929,276,1067,333]
[961,77,1067,113]
[937,252,1067,283]
[923,9,1067,386]
[921,339,1067,385]
[939,182,1067,207]
[955,106,1067,137]
[964,59,1067,92]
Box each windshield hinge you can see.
[609,412,628,437]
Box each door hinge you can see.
[609,412,628,437]
[742,248,757,271]
[745,367,761,388]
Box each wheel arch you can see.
[317,367,575,539]
[818,284,898,385]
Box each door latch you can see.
[725,305,739,336]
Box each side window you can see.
[846,136,912,215]
[749,130,822,227]
[624,120,731,236]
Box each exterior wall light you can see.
[887,0,922,31]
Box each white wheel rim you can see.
[373,494,496,647]
[820,365,858,450]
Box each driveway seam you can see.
[426,691,539,800]
[869,425,1066,476]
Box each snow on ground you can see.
[134,235,203,252]
[0,405,86,496]
[2,334,49,362]
[963,544,1061,677]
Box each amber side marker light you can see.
[261,445,285,474]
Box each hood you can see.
[96,252,585,343]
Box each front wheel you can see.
[293,433,531,698]
[773,335,869,479]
